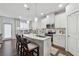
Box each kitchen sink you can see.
[36,35,46,38]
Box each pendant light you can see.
[26,5,30,24]
[34,3,38,22]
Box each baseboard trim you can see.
[52,44,65,50]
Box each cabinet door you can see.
[53,35,60,45]
[55,17,61,28]
[59,35,66,48]
[53,35,65,48]
[55,13,67,28]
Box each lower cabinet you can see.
[53,34,66,48]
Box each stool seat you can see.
[25,43,38,51]
[22,38,39,56]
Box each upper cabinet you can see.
[55,12,67,28]
[41,14,55,28]
[47,14,55,24]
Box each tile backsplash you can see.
[16,28,66,36]
[31,28,46,34]
[55,28,66,35]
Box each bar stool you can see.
[16,34,39,56]
[22,38,39,56]
[16,34,23,56]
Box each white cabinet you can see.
[41,14,55,29]
[53,34,66,48]
[55,12,67,28]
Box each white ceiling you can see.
[0,3,67,20]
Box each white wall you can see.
[41,14,55,28]
[55,12,67,28]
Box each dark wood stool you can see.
[22,38,39,56]
[16,34,23,56]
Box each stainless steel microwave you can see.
[46,24,55,29]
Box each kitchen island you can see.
[23,33,51,56]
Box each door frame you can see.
[3,23,12,40]
[66,11,79,55]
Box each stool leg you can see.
[32,51,34,56]
[20,44,23,56]
[37,47,39,56]
[16,42,19,55]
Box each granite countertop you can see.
[53,34,66,36]
[23,33,51,41]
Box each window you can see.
[4,24,12,39]
[20,21,29,30]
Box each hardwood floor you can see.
[0,39,73,56]
[0,39,16,56]
[51,44,73,56]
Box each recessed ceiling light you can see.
[24,4,28,8]
[41,13,44,15]
[58,4,63,8]
[46,15,49,18]
[27,21,29,23]
[34,17,38,22]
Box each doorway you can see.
[67,12,79,55]
[3,23,12,40]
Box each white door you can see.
[67,12,79,55]
[4,24,12,39]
